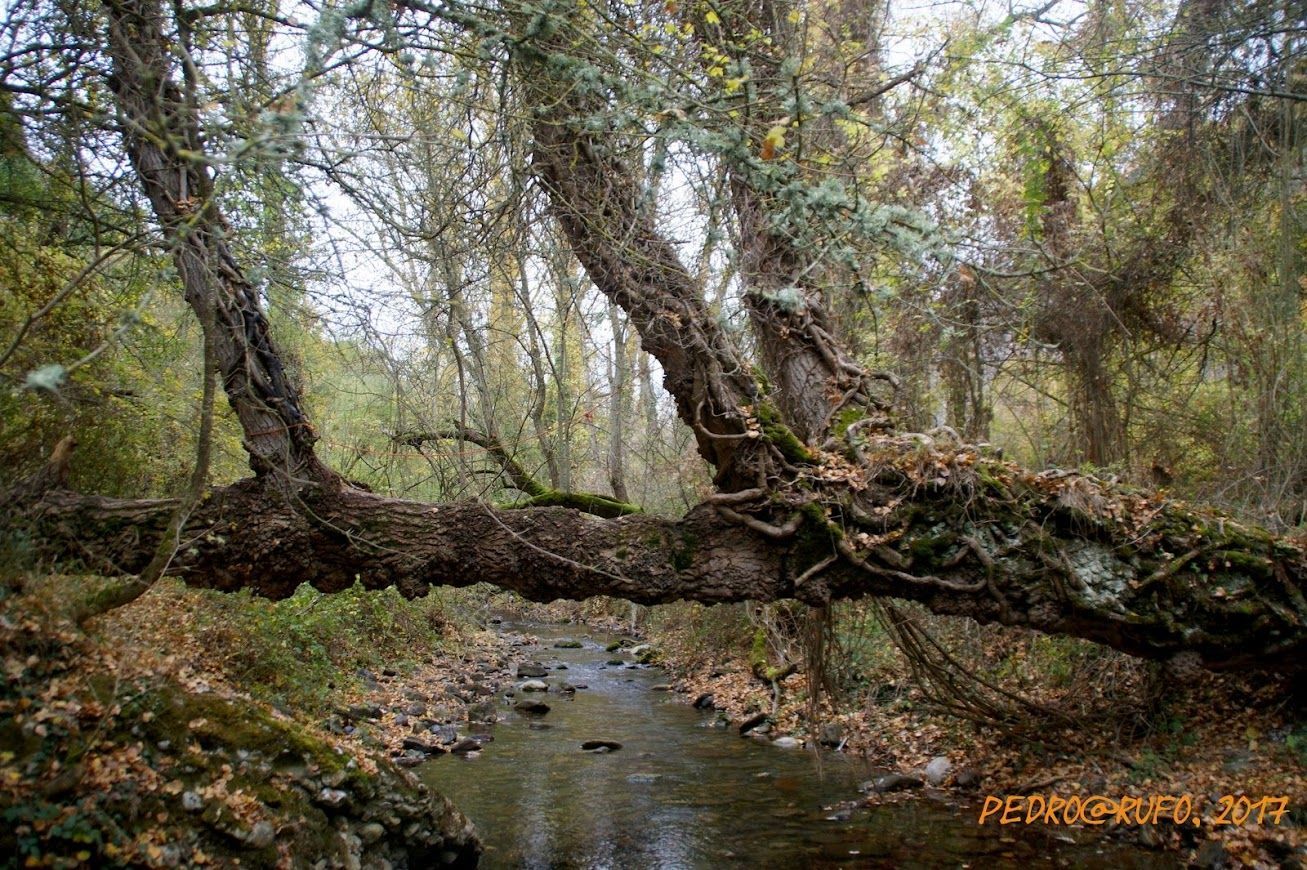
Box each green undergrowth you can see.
[182,581,465,714]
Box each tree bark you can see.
[104,0,333,489]
[17,436,1306,672]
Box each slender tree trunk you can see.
[607,302,631,504]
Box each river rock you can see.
[449,737,481,754]
[466,701,497,723]
[516,664,549,678]
[431,724,459,744]
[401,736,444,756]
[954,768,983,790]
[345,704,382,721]
[355,669,380,690]
[772,736,802,749]
[606,659,625,666]
[818,723,844,748]
[651,684,672,692]
[605,641,623,652]
[738,713,769,735]
[924,756,953,786]
[1193,841,1231,869]
[518,680,549,692]
[244,821,277,850]
[864,774,924,793]
[581,740,622,753]
[315,787,350,808]
[514,700,550,715]
[692,693,715,709]
[553,640,583,648]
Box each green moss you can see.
[749,627,768,671]
[832,406,865,440]
[513,491,642,518]
[671,531,697,572]
[755,402,815,464]
[908,529,956,564]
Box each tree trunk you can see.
[607,302,631,504]
[104,0,332,490]
[16,439,1306,673]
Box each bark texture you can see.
[17,436,1306,672]
[104,0,332,488]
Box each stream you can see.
[420,621,1174,868]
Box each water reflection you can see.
[421,623,1172,868]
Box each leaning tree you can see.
[5,0,1306,674]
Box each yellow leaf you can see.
[760,124,786,160]
[708,65,724,77]
[705,9,720,24]
[787,8,800,22]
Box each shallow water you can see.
[421,622,1173,869]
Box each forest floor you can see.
[0,576,497,867]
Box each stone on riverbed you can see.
[772,736,801,749]
[518,680,549,692]
[924,756,953,786]
[402,736,445,756]
[581,740,622,753]
[818,723,844,748]
[553,640,583,648]
[738,713,769,735]
[514,700,550,715]
[862,773,924,793]
[516,664,549,678]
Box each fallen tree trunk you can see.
[17,433,1305,673]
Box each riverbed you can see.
[420,622,1173,868]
